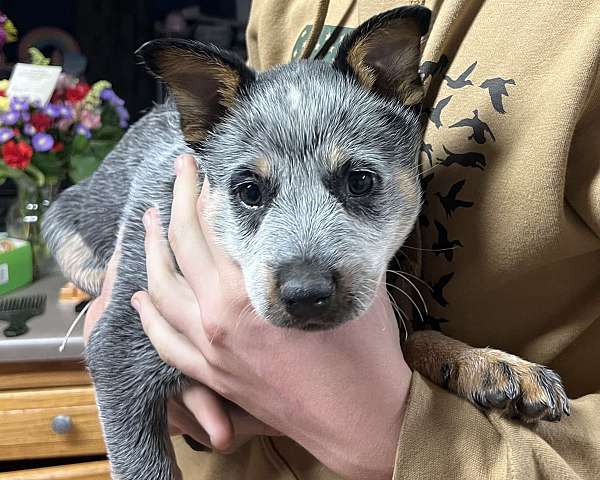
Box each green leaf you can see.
[92,125,123,141]
[71,134,90,153]
[32,152,64,177]
[90,139,118,161]
[68,153,101,183]
[101,104,120,127]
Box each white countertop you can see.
[0,274,86,363]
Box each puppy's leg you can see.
[87,306,184,480]
[404,330,570,422]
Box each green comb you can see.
[0,294,47,337]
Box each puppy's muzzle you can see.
[277,261,336,320]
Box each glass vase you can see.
[6,177,59,279]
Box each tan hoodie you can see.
[174,1,600,478]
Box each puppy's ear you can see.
[333,6,431,105]
[137,39,255,144]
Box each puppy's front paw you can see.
[443,349,570,422]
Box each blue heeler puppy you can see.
[42,6,569,479]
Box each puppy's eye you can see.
[238,182,263,207]
[347,171,374,196]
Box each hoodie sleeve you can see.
[395,72,600,479]
[393,372,600,480]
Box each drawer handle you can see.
[51,415,73,434]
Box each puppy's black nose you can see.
[278,263,335,319]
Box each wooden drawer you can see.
[0,460,110,479]
[0,386,106,461]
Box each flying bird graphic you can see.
[435,179,474,217]
[449,109,496,144]
[429,95,453,129]
[420,143,433,165]
[445,61,477,89]
[479,77,516,113]
[419,54,450,82]
[438,146,487,170]
[428,272,455,307]
[420,172,435,207]
[432,221,463,261]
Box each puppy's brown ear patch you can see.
[137,40,255,144]
[334,6,431,105]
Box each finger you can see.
[143,207,199,331]
[133,291,209,381]
[169,154,215,286]
[83,244,122,343]
[196,179,240,278]
[167,398,211,447]
[227,404,281,437]
[181,383,234,452]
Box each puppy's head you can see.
[138,6,430,330]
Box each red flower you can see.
[2,140,33,170]
[65,83,91,103]
[0,91,5,97]
[51,141,64,153]
[31,112,53,132]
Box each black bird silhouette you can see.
[428,272,455,307]
[479,77,516,113]
[445,61,477,89]
[422,313,449,331]
[421,172,435,191]
[449,109,496,144]
[420,172,435,207]
[432,221,463,261]
[435,179,474,218]
[419,54,449,82]
[429,95,453,129]
[438,146,487,170]
[420,143,433,165]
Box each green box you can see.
[0,237,33,295]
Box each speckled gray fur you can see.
[42,7,430,479]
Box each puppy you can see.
[42,6,568,479]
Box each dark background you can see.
[0,0,249,120]
[0,1,250,219]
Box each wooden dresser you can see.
[0,361,109,479]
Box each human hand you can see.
[80,181,276,455]
[135,154,412,480]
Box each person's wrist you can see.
[301,356,412,480]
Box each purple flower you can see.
[10,98,29,112]
[100,88,115,101]
[111,95,125,107]
[23,124,37,136]
[116,105,129,128]
[43,104,60,118]
[74,123,92,139]
[1,111,18,125]
[0,127,14,143]
[32,132,55,152]
[59,104,74,119]
[20,111,30,123]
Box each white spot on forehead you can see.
[286,87,302,110]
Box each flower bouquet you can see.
[0,14,129,275]
[0,73,129,188]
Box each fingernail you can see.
[131,294,141,312]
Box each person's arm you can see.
[135,155,412,480]
[394,374,600,479]
[393,74,600,480]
